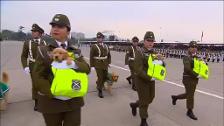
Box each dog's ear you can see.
[63,51,69,59]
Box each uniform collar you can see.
[48,39,72,49]
[56,40,68,48]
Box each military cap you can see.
[31,24,44,33]
[96,32,104,38]
[50,14,71,31]
[189,41,197,48]
[144,31,155,41]
[132,36,139,42]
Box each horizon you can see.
[1,1,223,43]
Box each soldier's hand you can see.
[91,67,95,71]
[24,67,30,75]
[156,54,164,60]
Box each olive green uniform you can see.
[90,43,111,90]
[33,40,90,126]
[132,47,156,119]
[174,55,199,109]
[21,38,46,99]
[125,45,137,90]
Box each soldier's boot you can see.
[129,103,137,116]
[126,76,132,85]
[98,89,104,98]
[34,99,38,111]
[171,95,177,105]
[140,118,148,126]
[186,109,198,120]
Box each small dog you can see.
[0,72,9,111]
[105,72,119,95]
[52,48,72,65]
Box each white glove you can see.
[24,67,30,74]
[197,75,201,78]
[91,67,95,71]
[151,78,156,81]
[124,65,129,69]
[67,61,78,69]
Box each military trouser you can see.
[128,63,136,90]
[175,76,198,109]
[95,68,108,90]
[42,108,81,126]
[134,77,155,119]
[29,62,38,100]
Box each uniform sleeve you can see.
[89,45,95,67]
[32,46,54,98]
[183,56,198,77]
[74,49,90,74]
[133,50,152,82]
[125,47,131,65]
[107,47,111,64]
[21,41,29,68]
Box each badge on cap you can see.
[54,18,59,22]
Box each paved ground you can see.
[0,41,223,126]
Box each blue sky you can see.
[1,1,223,43]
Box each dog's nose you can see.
[55,56,58,59]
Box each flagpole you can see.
[201,31,203,42]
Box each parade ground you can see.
[0,41,223,126]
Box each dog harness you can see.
[193,58,209,79]
[147,54,167,81]
[51,62,88,98]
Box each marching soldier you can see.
[125,36,139,91]
[33,14,90,126]
[171,41,201,120]
[90,32,111,98]
[21,23,46,111]
[129,31,165,126]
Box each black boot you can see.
[140,118,148,126]
[187,109,198,120]
[34,99,38,111]
[171,95,177,105]
[129,103,137,116]
[98,90,104,98]
[126,77,132,85]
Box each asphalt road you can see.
[0,41,223,126]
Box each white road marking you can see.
[84,57,224,100]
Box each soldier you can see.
[129,31,164,126]
[90,32,111,98]
[33,14,90,126]
[125,36,139,90]
[21,23,46,111]
[171,41,201,120]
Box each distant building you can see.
[71,32,85,40]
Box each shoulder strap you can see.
[94,44,101,57]
[131,46,135,58]
[28,40,33,59]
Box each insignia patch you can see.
[54,18,59,22]
[160,69,165,76]
[72,80,81,90]
[205,70,208,75]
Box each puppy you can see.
[0,72,9,111]
[105,72,119,95]
[52,48,72,65]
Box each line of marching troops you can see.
[154,48,224,63]
[21,14,209,126]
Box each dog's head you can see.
[111,72,119,82]
[52,48,69,62]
